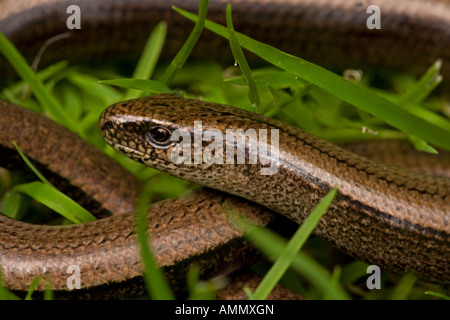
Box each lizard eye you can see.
[101,120,114,131]
[147,126,172,147]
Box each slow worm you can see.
[100,94,450,284]
[0,0,449,297]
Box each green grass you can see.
[11,143,96,223]
[241,188,342,300]
[136,181,175,300]
[177,5,450,150]
[0,0,449,300]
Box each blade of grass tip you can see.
[25,276,42,300]
[395,60,450,133]
[408,136,438,154]
[243,287,256,300]
[390,273,416,300]
[424,291,450,300]
[225,4,260,113]
[0,32,77,132]
[123,21,168,100]
[13,142,53,186]
[174,9,450,150]
[398,60,443,106]
[43,279,54,300]
[323,265,342,300]
[136,181,174,300]
[250,188,337,300]
[159,0,209,86]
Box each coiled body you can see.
[0,0,449,297]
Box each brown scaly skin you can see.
[0,185,275,298]
[1,0,450,298]
[0,98,449,297]
[100,94,450,283]
[0,102,276,299]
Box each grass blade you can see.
[68,73,122,106]
[248,188,338,300]
[340,261,370,284]
[225,4,260,113]
[389,273,416,300]
[24,276,42,300]
[11,143,96,223]
[0,286,20,300]
[0,191,25,219]
[123,21,168,100]
[13,182,96,224]
[159,0,209,85]
[398,60,443,106]
[247,228,350,300]
[225,187,348,299]
[13,142,53,186]
[424,291,450,300]
[43,279,54,300]
[135,181,174,300]
[0,32,77,132]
